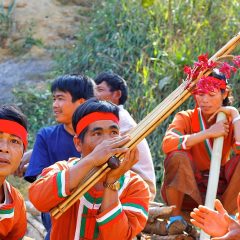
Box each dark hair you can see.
[210,69,233,106]
[51,74,95,102]
[95,72,128,105]
[0,104,27,130]
[72,98,119,142]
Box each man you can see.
[161,68,240,234]
[94,72,156,199]
[24,74,95,239]
[190,195,240,239]
[29,98,150,239]
[0,105,28,239]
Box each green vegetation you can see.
[13,85,55,147]
[53,0,240,183]
[9,22,44,56]
[0,0,16,46]
[13,0,240,197]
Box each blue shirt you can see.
[25,124,80,182]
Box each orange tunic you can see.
[29,158,150,240]
[0,181,27,240]
[162,108,240,171]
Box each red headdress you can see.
[184,53,240,94]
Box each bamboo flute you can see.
[199,112,226,240]
[51,32,240,219]
[50,163,109,217]
[54,167,111,219]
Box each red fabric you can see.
[76,112,119,135]
[29,159,150,240]
[0,182,27,240]
[193,76,227,94]
[0,119,28,149]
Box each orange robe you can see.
[29,158,150,240]
[162,108,240,170]
[0,181,27,240]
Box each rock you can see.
[16,0,27,8]
[29,46,46,58]
[144,219,168,236]
[3,0,27,8]
[25,200,41,216]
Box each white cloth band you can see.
[232,115,240,124]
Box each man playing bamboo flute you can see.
[29,98,150,240]
[0,105,28,239]
[161,56,240,234]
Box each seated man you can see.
[29,98,150,239]
[190,194,240,239]
[0,105,28,239]
[161,68,240,233]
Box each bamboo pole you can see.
[50,163,109,217]
[200,112,226,240]
[51,32,240,219]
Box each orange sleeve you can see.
[28,161,71,212]
[162,111,192,154]
[96,174,150,240]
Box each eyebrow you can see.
[53,93,65,98]
[91,125,119,132]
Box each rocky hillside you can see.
[0,0,92,102]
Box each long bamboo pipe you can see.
[51,32,240,219]
[200,112,226,240]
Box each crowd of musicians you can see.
[1,54,240,239]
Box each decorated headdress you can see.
[184,53,240,94]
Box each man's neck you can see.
[63,123,75,135]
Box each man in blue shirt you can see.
[24,74,95,239]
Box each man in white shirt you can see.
[95,72,156,199]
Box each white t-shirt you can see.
[118,105,156,200]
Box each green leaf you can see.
[141,0,155,8]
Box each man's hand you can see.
[212,214,240,240]
[14,149,32,177]
[106,147,139,183]
[190,199,229,237]
[206,120,229,138]
[86,135,131,168]
[209,106,239,122]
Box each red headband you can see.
[0,119,28,149]
[76,112,119,136]
[193,76,227,95]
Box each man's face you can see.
[52,90,81,124]
[95,81,119,105]
[195,89,226,117]
[0,132,24,177]
[76,120,120,156]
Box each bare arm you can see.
[185,119,229,148]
